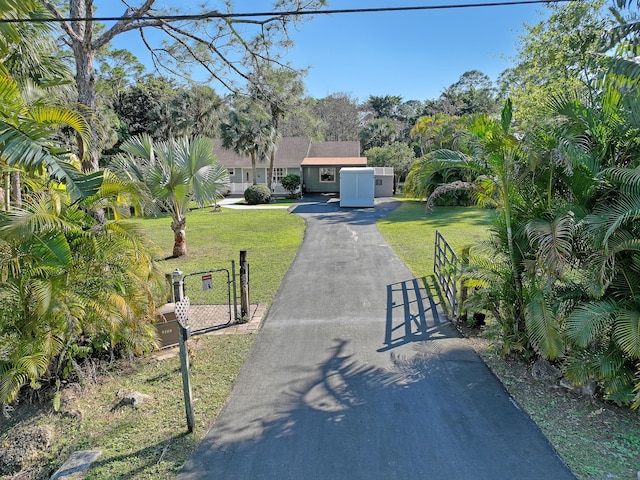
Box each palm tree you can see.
[409,113,463,155]
[408,101,532,343]
[220,106,272,187]
[0,182,164,404]
[111,134,229,257]
[517,81,640,404]
[0,73,101,206]
[249,66,305,190]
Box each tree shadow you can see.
[76,432,195,479]
[178,335,576,480]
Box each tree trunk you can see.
[171,217,187,257]
[64,0,98,173]
[10,171,21,207]
[250,153,257,185]
[73,44,99,172]
[267,148,275,191]
[3,172,10,210]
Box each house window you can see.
[273,167,286,184]
[375,179,383,186]
[319,167,335,183]
[227,168,235,176]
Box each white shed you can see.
[340,167,375,207]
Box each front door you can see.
[243,168,253,186]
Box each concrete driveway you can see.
[177,195,575,480]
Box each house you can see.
[213,137,369,195]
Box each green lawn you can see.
[377,200,495,277]
[128,207,305,305]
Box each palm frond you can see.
[567,299,618,348]
[525,212,576,274]
[613,306,640,358]
[525,286,564,359]
[604,166,640,196]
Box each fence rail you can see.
[434,230,458,317]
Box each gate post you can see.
[459,246,470,322]
[239,250,250,323]
[231,260,239,322]
[172,269,195,433]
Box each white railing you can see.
[228,182,294,196]
[374,167,394,176]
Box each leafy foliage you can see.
[244,184,272,205]
[280,173,301,197]
[0,188,165,404]
[109,134,230,257]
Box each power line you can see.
[0,0,576,24]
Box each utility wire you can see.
[1,0,576,24]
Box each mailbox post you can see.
[172,269,195,433]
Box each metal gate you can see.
[434,230,458,317]
[181,267,238,335]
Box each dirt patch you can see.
[0,424,54,476]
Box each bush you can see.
[281,174,301,197]
[244,184,272,205]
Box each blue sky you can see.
[99,1,552,102]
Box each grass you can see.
[128,207,305,305]
[1,336,254,479]
[377,199,640,480]
[377,199,495,275]
[0,206,305,480]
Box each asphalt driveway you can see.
[177,195,575,480]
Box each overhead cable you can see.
[0,0,577,24]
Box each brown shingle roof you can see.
[308,141,360,157]
[301,157,367,166]
[213,137,363,168]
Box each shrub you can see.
[281,174,301,198]
[244,184,272,205]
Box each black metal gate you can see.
[181,267,238,335]
[434,230,458,317]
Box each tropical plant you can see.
[600,0,640,88]
[359,119,399,152]
[280,173,301,197]
[505,83,640,404]
[0,73,102,207]
[220,105,272,186]
[409,113,463,156]
[0,183,165,405]
[244,184,272,205]
[110,134,229,257]
[409,101,534,347]
[249,66,304,190]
